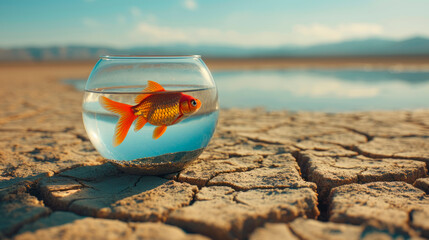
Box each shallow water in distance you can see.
[67,69,429,112]
[214,69,429,112]
[82,86,218,161]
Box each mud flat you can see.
[0,62,428,239]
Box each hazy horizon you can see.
[1,35,428,50]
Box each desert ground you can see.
[0,58,429,239]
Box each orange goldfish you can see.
[100,80,202,146]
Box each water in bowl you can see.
[82,85,218,173]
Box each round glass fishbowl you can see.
[82,55,218,175]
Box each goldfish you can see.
[100,80,202,146]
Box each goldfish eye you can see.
[190,100,197,107]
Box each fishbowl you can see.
[82,55,219,175]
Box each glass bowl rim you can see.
[100,55,201,60]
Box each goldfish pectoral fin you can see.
[134,116,148,132]
[153,125,167,140]
[171,114,183,125]
[113,114,137,147]
[134,81,166,104]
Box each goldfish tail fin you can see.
[100,96,137,146]
[153,125,167,140]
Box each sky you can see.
[1,0,429,48]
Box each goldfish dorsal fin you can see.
[134,80,165,104]
[146,80,165,92]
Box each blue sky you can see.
[1,0,429,48]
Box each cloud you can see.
[130,6,142,17]
[131,22,385,47]
[117,15,126,24]
[184,0,197,10]
[136,23,188,43]
[293,23,383,42]
[82,18,100,28]
[133,22,290,46]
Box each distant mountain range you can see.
[1,36,429,61]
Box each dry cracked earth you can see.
[1,62,429,240]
